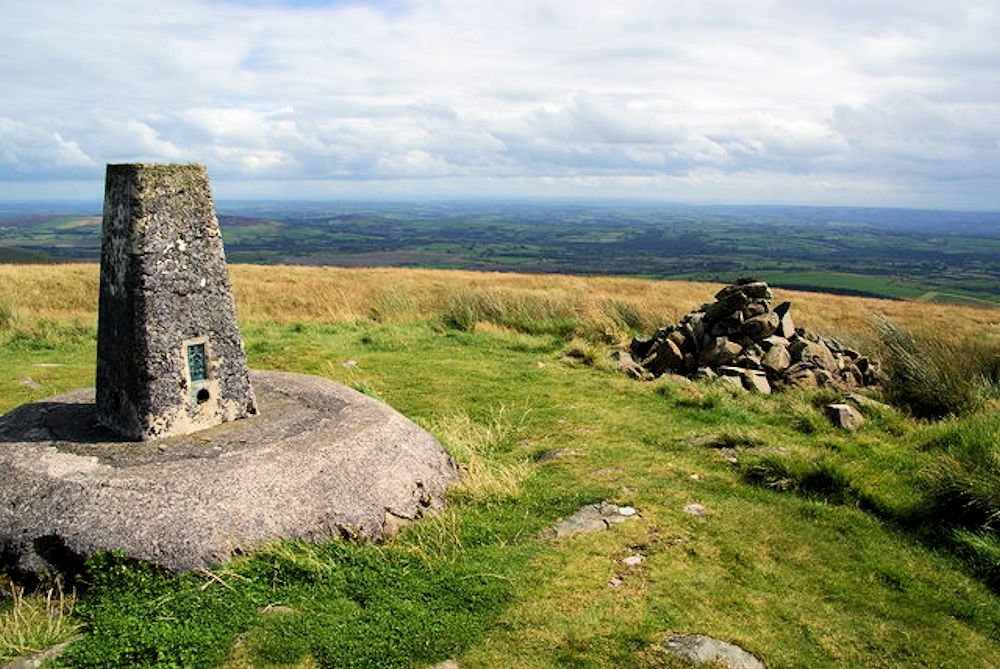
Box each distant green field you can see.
[735,271,926,300]
[1,202,997,305]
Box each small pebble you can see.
[607,577,624,588]
[430,661,460,669]
[618,506,637,517]
[690,474,701,481]
[684,503,706,517]
[622,554,645,567]
[342,360,358,368]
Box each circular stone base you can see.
[0,371,457,576]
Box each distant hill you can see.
[0,246,55,263]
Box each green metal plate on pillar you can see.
[188,344,207,382]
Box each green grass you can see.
[3,309,1000,667]
[756,270,926,300]
[59,542,523,669]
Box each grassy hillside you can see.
[1,264,999,668]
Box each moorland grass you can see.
[0,582,78,664]
[874,316,1000,418]
[2,264,1000,667]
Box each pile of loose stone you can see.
[619,279,879,394]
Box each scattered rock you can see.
[741,370,771,395]
[622,554,645,567]
[683,503,706,517]
[608,577,624,588]
[825,403,865,431]
[679,433,722,447]
[536,448,568,462]
[617,280,879,393]
[429,660,460,669]
[3,637,81,669]
[342,359,358,368]
[538,502,639,539]
[18,376,42,390]
[588,466,624,476]
[845,392,891,411]
[719,447,740,464]
[663,634,766,669]
[718,375,746,391]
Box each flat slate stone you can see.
[0,371,456,576]
[538,502,637,539]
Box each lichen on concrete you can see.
[96,163,256,440]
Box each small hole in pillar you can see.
[197,388,210,403]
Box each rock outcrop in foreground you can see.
[618,279,879,394]
[0,371,456,577]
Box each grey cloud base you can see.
[0,370,457,577]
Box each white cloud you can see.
[0,118,97,177]
[0,0,997,207]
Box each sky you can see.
[1,0,998,209]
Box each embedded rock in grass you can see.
[663,634,766,669]
[683,503,706,516]
[612,350,651,380]
[536,448,569,462]
[4,637,81,669]
[538,502,638,539]
[825,403,865,431]
[18,376,43,390]
[430,661,460,669]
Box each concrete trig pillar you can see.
[96,163,257,440]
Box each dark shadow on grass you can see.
[740,454,1000,592]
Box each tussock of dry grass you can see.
[0,264,997,347]
[425,407,533,504]
[0,582,79,663]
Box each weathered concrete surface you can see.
[97,163,256,440]
[0,371,456,577]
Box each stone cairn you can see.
[618,279,879,394]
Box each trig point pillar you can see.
[96,163,257,440]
